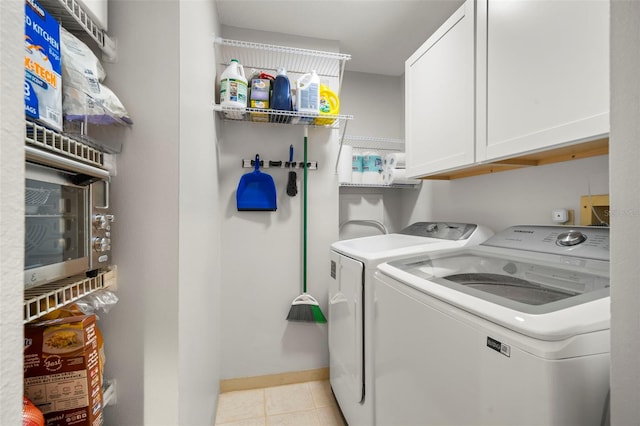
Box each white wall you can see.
[101,1,180,423]
[101,1,221,425]
[338,71,413,237]
[340,71,404,139]
[178,2,222,425]
[413,155,609,232]
[0,1,26,424]
[218,27,340,379]
[610,1,640,423]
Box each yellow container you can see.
[250,99,269,122]
[314,85,340,125]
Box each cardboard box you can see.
[24,0,63,131]
[24,315,103,426]
[250,99,269,122]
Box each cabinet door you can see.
[478,0,609,161]
[405,0,475,178]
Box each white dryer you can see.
[328,222,493,426]
[373,225,610,426]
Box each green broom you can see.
[286,127,327,323]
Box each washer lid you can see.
[331,234,445,261]
[380,247,610,340]
[331,222,493,263]
[389,250,609,314]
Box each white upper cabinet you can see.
[477,0,609,162]
[405,0,609,179]
[404,0,475,178]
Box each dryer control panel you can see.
[399,222,478,241]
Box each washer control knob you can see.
[557,230,587,246]
[93,237,109,252]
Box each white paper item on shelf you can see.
[383,168,421,185]
[362,152,383,185]
[338,145,353,183]
[384,152,406,169]
[362,170,382,184]
[351,152,364,184]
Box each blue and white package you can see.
[362,153,383,184]
[24,0,62,131]
[351,153,364,184]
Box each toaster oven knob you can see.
[93,237,109,252]
[557,230,587,246]
[93,214,107,230]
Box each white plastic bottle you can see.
[220,59,247,119]
[295,70,320,123]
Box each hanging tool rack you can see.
[242,158,318,170]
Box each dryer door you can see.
[329,251,364,405]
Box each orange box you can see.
[24,315,103,426]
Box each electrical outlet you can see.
[552,208,576,224]
[552,209,569,223]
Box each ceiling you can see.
[214,0,464,76]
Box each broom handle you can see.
[303,127,308,294]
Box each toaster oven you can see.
[25,147,114,288]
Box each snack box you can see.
[250,78,270,122]
[24,0,63,131]
[24,315,103,426]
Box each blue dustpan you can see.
[236,154,277,211]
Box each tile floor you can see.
[214,380,347,426]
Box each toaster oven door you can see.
[25,162,89,288]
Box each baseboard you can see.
[219,367,329,393]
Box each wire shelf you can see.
[344,135,405,151]
[339,182,420,189]
[212,104,352,128]
[25,120,108,166]
[215,37,350,79]
[103,379,117,406]
[213,36,352,151]
[38,0,116,61]
[24,268,117,323]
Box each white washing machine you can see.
[328,222,493,426]
[373,225,610,426]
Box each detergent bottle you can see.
[220,59,247,119]
[270,67,292,123]
[295,70,320,123]
[314,84,340,125]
